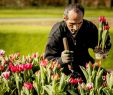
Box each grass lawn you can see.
[0,25,50,55]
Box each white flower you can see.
[0,49,5,56]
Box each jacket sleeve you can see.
[104,34,111,52]
[88,23,98,49]
[44,24,64,65]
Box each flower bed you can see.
[0,50,113,95]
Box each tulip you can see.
[31,53,38,58]
[86,83,93,90]
[24,63,33,70]
[99,16,106,23]
[10,65,19,72]
[52,73,60,80]
[104,25,110,30]
[102,75,106,81]
[23,82,33,90]
[69,77,82,84]
[18,64,25,71]
[0,65,4,71]
[40,59,48,67]
[1,71,10,80]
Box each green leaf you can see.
[80,66,89,82]
[43,85,52,95]
[78,83,85,95]
[102,30,109,50]
[103,88,111,95]
[67,90,78,95]
[59,73,65,91]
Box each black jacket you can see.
[44,19,111,75]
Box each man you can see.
[44,4,111,80]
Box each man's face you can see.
[65,9,83,34]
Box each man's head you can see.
[64,4,84,34]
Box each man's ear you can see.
[63,16,68,21]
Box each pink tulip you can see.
[18,64,25,71]
[102,75,106,81]
[86,83,93,90]
[40,59,48,67]
[1,71,10,80]
[24,63,33,70]
[23,82,33,90]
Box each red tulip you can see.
[69,77,82,84]
[99,16,106,23]
[0,65,4,71]
[104,25,110,30]
[10,66,18,72]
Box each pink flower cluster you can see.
[23,82,33,90]
[9,63,33,72]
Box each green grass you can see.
[0,8,113,18]
[0,7,63,18]
[0,25,50,55]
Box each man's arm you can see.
[44,24,64,64]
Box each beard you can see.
[70,29,78,35]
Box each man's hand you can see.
[61,50,74,64]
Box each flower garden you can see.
[0,48,113,95]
